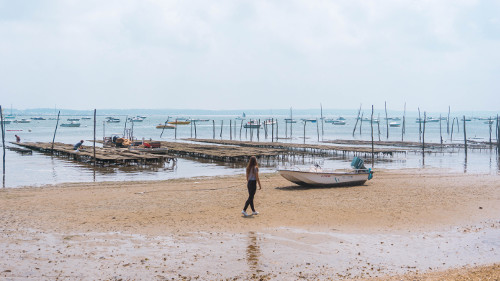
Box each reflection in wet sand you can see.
[246,231,261,272]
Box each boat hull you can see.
[278,169,370,187]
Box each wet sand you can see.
[1,169,499,279]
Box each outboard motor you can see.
[351,157,366,170]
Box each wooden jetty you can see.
[15,142,176,166]
[184,139,405,157]
[324,139,498,150]
[7,145,32,155]
[156,140,287,162]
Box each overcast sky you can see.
[0,0,499,112]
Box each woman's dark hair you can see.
[246,156,258,176]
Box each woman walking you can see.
[242,156,262,217]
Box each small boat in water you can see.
[81,117,92,120]
[14,119,31,123]
[284,118,297,123]
[32,117,46,120]
[244,120,261,128]
[278,157,373,187]
[60,121,81,127]
[156,124,176,129]
[67,118,80,121]
[168,120,191,125]
[106,117,120,123]
[389,121,401,127]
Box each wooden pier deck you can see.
[15,142,176,166]
[184,139,405,156]
[156,140,288,162]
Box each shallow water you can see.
[1,113,499,188]
[1,221,499,279]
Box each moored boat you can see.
[389,121,401,127]
[278,157,373,187]
[156,124,176,129]
[60,121,81,127]
[244,120,261,128]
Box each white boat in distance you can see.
[278,157,373,187]
[60,121,81,127]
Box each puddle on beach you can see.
[1,222,499,279]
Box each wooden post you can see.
[488,117,492,145]
[220,120,223,139]
[463,115,467,157]
[402,102,406,138]
[418,107,422,142]
[377,113,381,141]
[213,120,215,139]
[439,114,443,145]
[160,117,170,138]
[271,118,274,143]
[303,120,306,144]
[131,119,134,141]
[352,104,361,137]
[316,118,319,142]
[451,118,455,141]
[93,109,96,167]
[190,120,193,138]
[174,118,177,140]
[51,111,61,154]
[422,112,426,154]
[497,115,500,151]
[447,106,451,134]
[359,113,363,136]
[290,108,293,139]
[276,119,279,141]
[194,120,197,139]
[257,119,260,142]
[0,105,5,186]
[240,119,243,140]
[123,116,128,137]
[285,118,288,138]
[230,120,232,140]
[385,101,389,139]
[371,105,374,166]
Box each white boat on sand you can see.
[278,157,373,187]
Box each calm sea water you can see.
[1,110,499,188]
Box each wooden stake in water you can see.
[160,117,170,138]
[352,104,361,137]
[0,105,5,186]
[174,118,177,140]
[220,120,223,139]
[316,118,319,142]
[463,115,467,157]
[359,112,363,136]
[51,111,61,154]
[377,113,381,141]
[194,120,197,139]
[240,119,243,140]
[276,119,279,141]
[93,109,96,167]
[385,101,389,139]
[271,118,274,143]
[303,120,306,144]
[371,105,374,166]
[418,107,422,142]
[446,105,453,135]
[422,112,426,154]
[213,120,215,139]
[230,120,232,140]
[439,114,443,145]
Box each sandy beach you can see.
[1,169,499,280]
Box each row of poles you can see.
[1,106,101,187]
